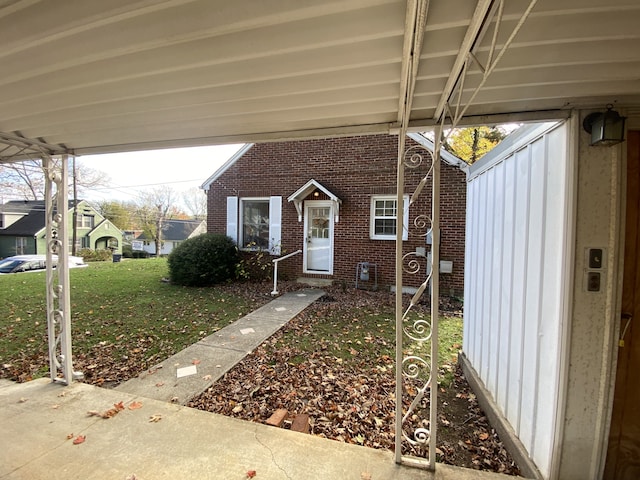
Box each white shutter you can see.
[269,196,282,255]
[226,196,238,243]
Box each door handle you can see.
[620,312,632,347]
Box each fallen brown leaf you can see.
[72,435,86,445]
[246,470,257,478]
[128,401,143,410]
[149,414,162,423]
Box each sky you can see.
[76,143,245,207]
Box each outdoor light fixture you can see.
[582,105,626,146]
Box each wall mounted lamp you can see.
[582,105,626,146]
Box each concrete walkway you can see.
[116,288,326,404]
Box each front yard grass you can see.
[0,258,264,383]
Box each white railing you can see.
[271,249,302,295]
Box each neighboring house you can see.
[202,134,467,295]
[462,118,639,480]
[0,200,122,258]
[137,219,206,256]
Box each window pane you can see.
[375,218,397,235]
[242,200,269,249]
[375,199,397,217]
[15,237,27,255]
[310,207,330,239]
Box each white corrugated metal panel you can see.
[463,121,570,479]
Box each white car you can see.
[0,254,87,274]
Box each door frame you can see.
[302,200,334,275]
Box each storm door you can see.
[303,200,333,274]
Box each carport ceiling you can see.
[0,0,639,162]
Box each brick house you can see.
[202,134,467,295]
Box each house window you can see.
[370,195,409,241]
[68,238,81,251]
[15,237,28,255]
[227,196,282,254]
[76,215,94,229]
[240,199,270,249]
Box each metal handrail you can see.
[271,249,302,295]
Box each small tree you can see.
[168,234,239,287]
[136,186,177,256]
[182,187,207,220]
[94,200,136,230]
[0,158,108,200]
[443,126,507,164]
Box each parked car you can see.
[0,255,87,274]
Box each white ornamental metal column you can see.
[394,124,444,468]
[43,154,81,385]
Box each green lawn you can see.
[0,260,462,386]
[0,259,257,382]
[264,298,462,387]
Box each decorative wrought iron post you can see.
[395,126,444,468]
[43,154,80,384]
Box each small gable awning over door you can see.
[288,179,341,223]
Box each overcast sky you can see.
[77,144,245,206]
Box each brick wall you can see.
[206,135,466,296]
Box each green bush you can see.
[77,248,113,262]
[168,234,239,287]
[235,247,274,281]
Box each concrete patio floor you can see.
[0,378,521,480]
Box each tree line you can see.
[0,159,207,256]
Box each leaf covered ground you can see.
[188,282,521,475]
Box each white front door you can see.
[304,201,333,274]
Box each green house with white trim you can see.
[0,200,122,258]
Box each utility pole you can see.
[71,156,78,256]
[155,203,163,257]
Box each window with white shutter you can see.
[227,195,282,254]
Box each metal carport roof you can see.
[0,0,638,161]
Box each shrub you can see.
[77,248,113,262]
[168,234,239,287]
[235,247,274,281]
